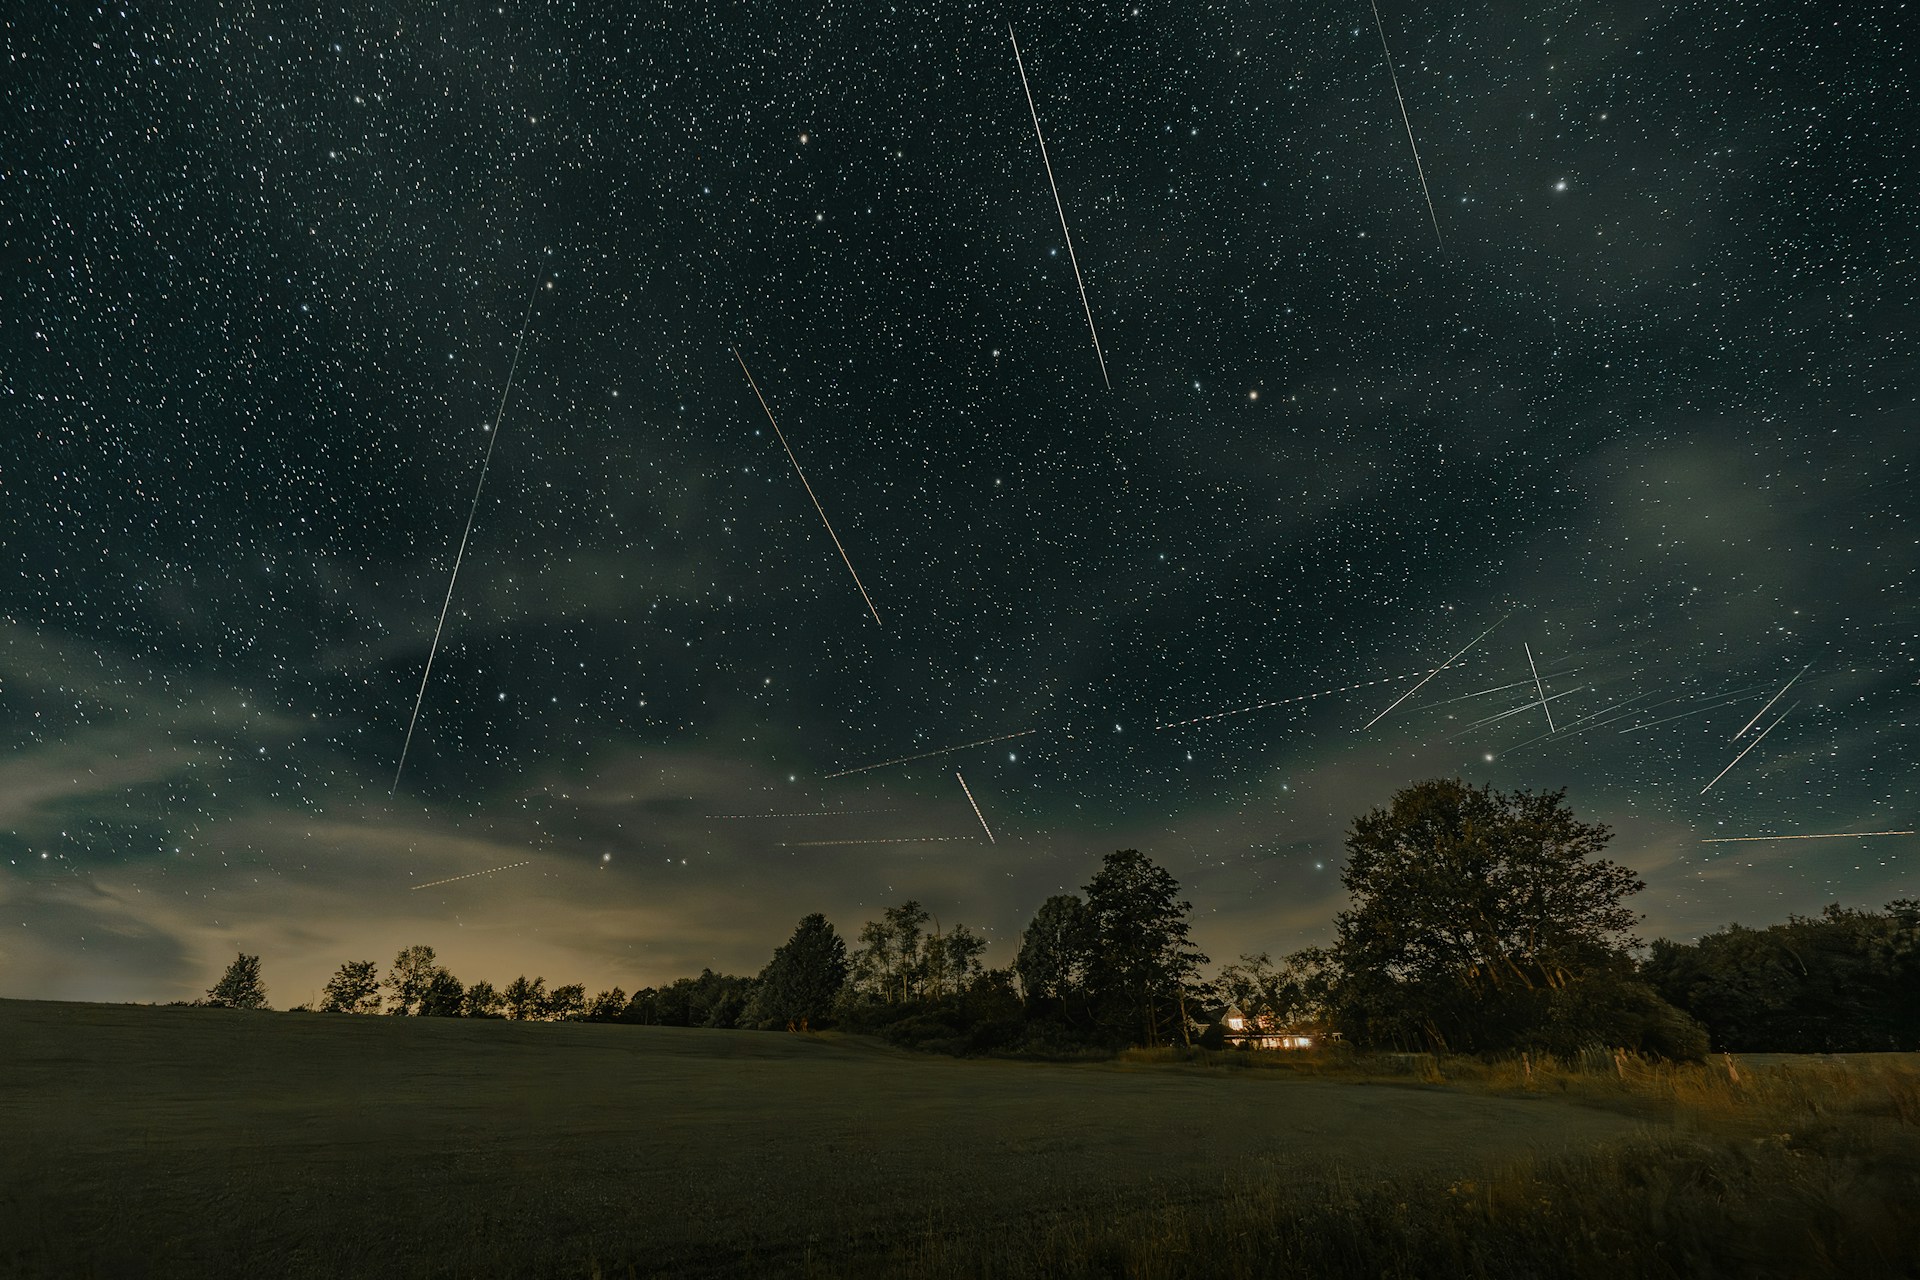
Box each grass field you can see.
[1,999,1915,1278]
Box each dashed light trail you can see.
[1361,613,1510,730]
[1700,830,1914,844]
[956,771,996,844]
[410,861,533,891]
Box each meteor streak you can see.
[1369,0,1443,249]
[410,860,532,891]
[825,728,1038,779]
[1361,613,1509,730]
[1618,687,1764,734]
[1732,665,1811,741]
[1524,643,1555,732]
[956,771,996,844]
[394,275,544,793]
[733,347,883,627]
[1010,24,1110,390]
[779,836,980,848]
[1700,830,1914,844]
[705,808,900,819]
[1158,668,1434,730]
[1454,684,1586,735]
[1700,701,1798,794]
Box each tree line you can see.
[197,779,1920,1057]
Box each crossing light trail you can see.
[1361,612,1510,730]
[733,347,883,627]
[1369,0,1443,249]
[956,771,996,844]
[825,728,1038,779]
[394,275,545,793]
[1700,701,1799,794]
[1010,24,1111,390]
[1501,689,1658,753]
[1618,687,1765,734]
[1421,669,1581,709]
[1524,643,1555,732]
[1732,665,1811,740]
[1453,685,1586,736]
[778,836,981,848]
[410,860,532,891]
[1700,830,1914,844]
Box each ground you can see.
[1,999,1655,1278]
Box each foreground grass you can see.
[863,1048,1920,1279]
[0,1000,1915,1278]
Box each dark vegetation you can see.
[14,781,1919,1277]
[197,780,1919,1059]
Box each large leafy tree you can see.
[1330,779,1644,1052]
[753,913,849,1029]
[501,975,547,1021]
[206,952,269,1009]
[1014,894,1092,1005]
[1081,850,1208,1046]
[319,960,382,1014]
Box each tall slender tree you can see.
[1081,851,1207,1046]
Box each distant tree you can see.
[206,952,269,1010]
[1643,901,1920,1052]
[848,901,933,1005]
[1329,780,1648,1053]
[384,945,445,1016]
[462,980,502,1019]
[419,968,465,1017]
[544,983,587,1021]
[1014,894,1093,1005]
[319,960,382,1015]
[751,913,849,1029]
[502,975,547,1021]
[586,987,628,1022]
[1081,850,1208,1046]
[620,987,660,1025]
[923,922,987,1001]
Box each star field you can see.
[3,0,1913,1002]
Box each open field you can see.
[2,1000,1916,1278]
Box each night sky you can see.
[5,1,1913,1006]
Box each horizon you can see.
[6,2,1913,1007]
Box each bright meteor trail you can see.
[393,275,544,793]
[1701,701,1798,794]
[733,347,882,627]
[956,771,996,844]
[1369,0,1443,250]
[1361,613,1509,730]
[1010,24,1110,390]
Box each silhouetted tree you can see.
[384,945,446,1016]
[1643,901,1920,1052]
[1014,894,1092,1005]
[586,987,627,1021]
[502,975,546,1020]
[750,913,849,1029]
[319,960,382,1014]
[462,979,502,1019]
[848,901,933,1004]
[419,968,465,1017]
[1082,850,1208,1046]
[206,952,269,1009]
[544,983,587,1021]
[1329,780,1650,1053]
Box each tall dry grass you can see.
[802,1051,1920,1280]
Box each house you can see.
[1209,1004,1325,1051]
